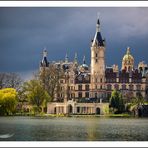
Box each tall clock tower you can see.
[90,18,106,100]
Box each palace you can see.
[40,18,148,115]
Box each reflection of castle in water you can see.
[40,18,148,115]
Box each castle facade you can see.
[40,18,148,115]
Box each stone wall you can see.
[47,100,109,115]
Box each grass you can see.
[106,113,132,117]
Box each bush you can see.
[0,88,18,115]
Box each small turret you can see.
[74,52,78,65]
[41,48,49,67]
[65,53,68,63]
[83,55,86,64]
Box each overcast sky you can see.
[0,7,148,80]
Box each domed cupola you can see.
[122,47,134,72]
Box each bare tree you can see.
[0,73,6,89]
[39,64,64,101]
[0,72,22,91]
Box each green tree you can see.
[127,92,145,113]
[136,92,144,105]
[110,90,125,114]
[0,88,18,115]
[23,79,50,114]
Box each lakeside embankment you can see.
[7,112,135,118]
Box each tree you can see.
[136,92,144,105]
[23,79,50,114]
[127,92,145,114]
[124,91,134,104]
[39,64,63,101]
[0,73,22,91]
[0,73,6,89]
[0,88,18,115]
[110,90,125,114]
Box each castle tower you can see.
[122,47,134,72]
[90,18,106,100]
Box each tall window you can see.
[95,93,97,98]
[85,92,89,98]
[100,85,102,89]
[78,85,82,91]
[85,85,89,91]
[96,53,98,57]
[77,107,80,113]
[100,78,102,83]
[78,92,82,98]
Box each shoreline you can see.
[0,113,138,118]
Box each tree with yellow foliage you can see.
[0,88,18,115]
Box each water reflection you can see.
[0,116,148,141]
[85,118,98,141]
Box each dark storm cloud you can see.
[0,7,148,79]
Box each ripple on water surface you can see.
[0,116,148,141]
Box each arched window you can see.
[122,84,126,90]
[129,85,134,90]
[136,85,141,91]
[77,107,80,113]
[114,84,119,90]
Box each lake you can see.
[0,116,148,141]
